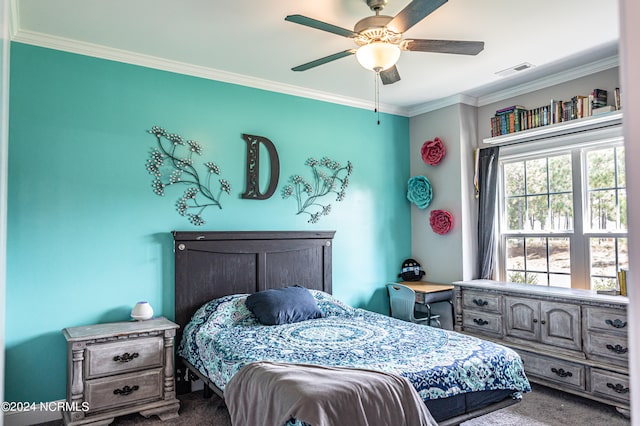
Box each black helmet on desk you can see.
[398,259,425,281]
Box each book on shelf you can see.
[489,87,620,137]
[617,268,627,297]
[614,87,621,110]
[592,105,616,115]
[592,88,607,109]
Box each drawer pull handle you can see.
[606,383,629,394]
[606,344,628,354]
[551,367,573,378]
[605,319,627,329]
[473,318,489,326]
[473,299,488,307]
[113,352,139,363]
[113,385,139,396]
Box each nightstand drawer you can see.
[462,291,501,313]
[583,306,628,336]
[519,351,585,390]
[85,368,163,412]
[590,369,630,404]
[86,336,163,379]
[462,310,502,334]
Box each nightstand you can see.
[62,317,180,425]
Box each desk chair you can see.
[387,283,441,327]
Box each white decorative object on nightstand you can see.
[62,317,180,425]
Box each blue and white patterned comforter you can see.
[178,291,530,402]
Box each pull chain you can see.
[374,72,380,125]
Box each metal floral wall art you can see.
[421,137,446,165]
[407,175,433,209]
[146,126,231,226]
[282,157,353,223]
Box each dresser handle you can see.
[605,319,627,329]
[551,367,573,378]
[473,299,488,307]
[606,344,628,354]
[113,385,139,396]
[606,383,629,394]
[473,318,489,326]
[113,352,139,363]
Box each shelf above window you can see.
[483,111,623,146]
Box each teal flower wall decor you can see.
[282,157,353,223]
[146,126,231,226]
[407,175,433,209]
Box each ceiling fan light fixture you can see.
[355,41,400,72]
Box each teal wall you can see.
[6,42,411,402]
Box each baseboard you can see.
[3,400,64,426]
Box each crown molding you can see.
[407,93,478,117]
[11,29,410,117]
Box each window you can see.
[499,139,627,291]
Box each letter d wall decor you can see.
[240,133,280,200]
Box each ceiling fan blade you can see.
[403,39,484,55]
[285,15,358,38]
[380,66,401,85]
[387,0,448,34]
[292,50,356,71]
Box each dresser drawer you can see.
[584,332,628,366]
[519,351,585,390]
[85,368,163,412]
[590,369,630,404]
[583,306,628,336]
[462,291,501,313]
[85,336,163,379]
[462,310,502,335]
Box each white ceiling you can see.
[10,0,620,116]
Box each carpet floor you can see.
[41,383,629,426]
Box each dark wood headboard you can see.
[172,230,335,334]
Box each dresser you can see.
[62,317,180,425]
[453,280,629,416]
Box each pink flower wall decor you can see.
[421,137,446,165]
[430,209,453,235]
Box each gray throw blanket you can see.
[225,361,437,426]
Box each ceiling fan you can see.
[285,0,484,85]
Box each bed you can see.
[173,230,530,425]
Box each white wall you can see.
[619,0,639,423]
[0,0,9,421]
[409,105,470,283]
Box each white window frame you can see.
[496,123,626,290]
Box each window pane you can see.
[618,237,629,270]
[526,158,547,195]
[549,274,571,288]
[617,147,626,187]
[549,238,570,274]
[527,272,547,286]
[549,154,572,192]
[592,277,617,291]
[549,193,573,230]
[590,237,617,279]
[588,190,616,231]
[506,198,526,230]
[587,148,615,189]
[525,237,547,272]
[506,238,524,271]
[527,195,548,230]
[620,189,628,231]
[504,162,525,196]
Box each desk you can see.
[399,281,454,329]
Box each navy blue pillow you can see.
[246,286,322,325]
